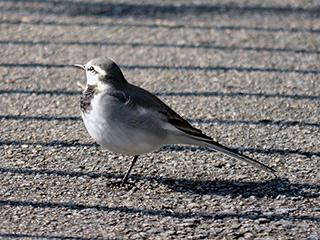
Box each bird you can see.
[74,57,276,184]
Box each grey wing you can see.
[107,88,164,131]
[124,84,213,140]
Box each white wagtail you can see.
[74,57,276,184]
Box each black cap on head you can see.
[89,58,128,85]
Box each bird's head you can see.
[74,57,127,90]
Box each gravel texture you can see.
[0,0,320,239]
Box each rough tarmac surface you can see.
[0,0,320,239]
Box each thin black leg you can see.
[122,155,139,184]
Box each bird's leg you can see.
[122,155,139,184]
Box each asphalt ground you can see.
[0,0,320,239]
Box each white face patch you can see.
[85,70,99,86]
[84,63,109,91]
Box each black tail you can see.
[203,140,276,175]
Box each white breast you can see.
[81,94,168,156]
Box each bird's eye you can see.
[88,66,95,72]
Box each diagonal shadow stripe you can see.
[163,145,320,158]
[188,119,320,128]
[0,115,81,121]
[1,115,319,128]
[1,63,320,74]
[155,91,320,100]
[1,140,319,157]
[0,199,318,222]
[0,90,81,95]
[0,90,319,100]
[3,1,320,17]
[1,20,320,34]
[1,40,319,54]
[0,140,99,148]
[0,233,98,240]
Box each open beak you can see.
[74,64,85,70]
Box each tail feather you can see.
[202,140,276,175]
[166,117,276,175]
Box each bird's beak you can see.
[74,64,85,70]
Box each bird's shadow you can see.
[120,175,319,199]
[0,167,318,199]
[1,167,320,225]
